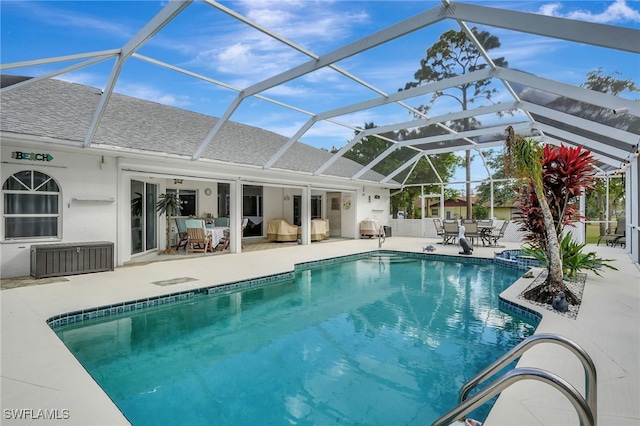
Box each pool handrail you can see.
[431,367,595,426]
[378,225,386,248]
[457,333,597,422]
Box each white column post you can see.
[300,185,310,245]
[229,178,242,253]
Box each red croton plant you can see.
[514,144,596,304]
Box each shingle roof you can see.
[0,77,388,184]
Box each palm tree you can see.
[504,127,564,298]
[156,192,182,255]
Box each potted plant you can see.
[156,192,182,254]
[524,232,617,281]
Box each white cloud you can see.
[116,82,192,108]
[237,0,369,45]
[262,84,309,97]
[55,71,192,108]
[11,1,135,40]
[538,0,640,23]
[184,0,370,88]
[56,71,104,88]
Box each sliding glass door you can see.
[131,180,158,254]
[243,185,262,237]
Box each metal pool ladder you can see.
[432,333,597,426]
[378,226,386,248]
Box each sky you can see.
[1,0,639,185]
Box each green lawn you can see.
[586,223,605,244]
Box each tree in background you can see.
[474,148,518,215]
[333,123,459,217]
[403,27,507,219]
[586,177,625,238]
[482,68,635,230]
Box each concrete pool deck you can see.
[1,237,638,425]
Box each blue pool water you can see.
[54,253,536,425]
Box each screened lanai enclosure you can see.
[1,0,638,264]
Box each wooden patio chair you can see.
[186,227,212,254]
[174,218,188,251]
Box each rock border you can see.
[517,269,586,320]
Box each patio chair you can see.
[174,218,188,251]
[462,220,480,246]
[433,219,445,242]
[214,217,230,227]
[267,219,299,242]
[311,218,330,241]
[488,220,509,247]
[597,217,625,246]
[612,236,626,248]
[442,220,459,245]
[186,227,212,254]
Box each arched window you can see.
[2,170,61,239]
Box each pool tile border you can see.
[499,297,542,324]
[47,271,294,329]
[47,250,540,329]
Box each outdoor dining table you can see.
[478,224,495,246]
[205,226,229,250]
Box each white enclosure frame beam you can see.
[449,2,640,54]
[0,49,121,71]
[0,53,117,94]
[535,123,630,162]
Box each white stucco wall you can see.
[1,144,393,278]
[1,145,118,278]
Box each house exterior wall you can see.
[1,144,118,278]
[1,142,391,278]
[492,207,518,220]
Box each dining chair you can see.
[186,227,212,254]
[433,219,445,241]
[462,220,480,246]
[442,220,459,245]
[174,218,188,251]
[489,220,510,247]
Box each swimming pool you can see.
[53,252,536,425]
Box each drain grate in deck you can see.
[152,277,199,286]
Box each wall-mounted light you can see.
[284,195,290,201]
[100,156,105,170]
[173,179,183,185]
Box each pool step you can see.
[366,254,418,264]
